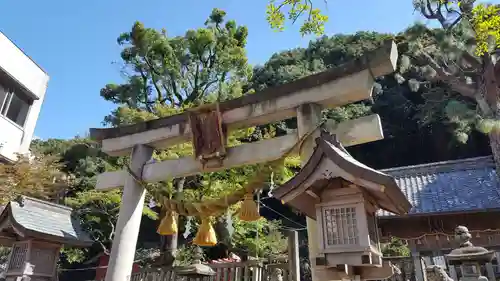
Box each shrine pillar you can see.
[297,103,323,281]
[105,145,153,281]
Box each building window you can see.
[0,84,31,127]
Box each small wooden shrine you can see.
[273,131,411,281]
[0,196,92,281]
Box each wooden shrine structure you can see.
[272,131,411,280]
[89,40,400,281]
[0,196,92,281]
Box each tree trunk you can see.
[161,177,185,266]
[214,215,232,247]
[484,55,500,177]
[489,131,500,177]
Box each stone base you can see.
[314,260,396,281]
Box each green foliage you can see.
[60,247,87,264]
[0,153,70,204]
[381,237,411,257]
[261,0,498,143]
[324,104,373,124]
[470,3,500,55]
[396,0,500,143]
[247,32,396,136]
[100,8,251,126]
[64,189,158,262]
[178,213,288,260]
[246,28,489,174]
[413,0,500,55]
[266,0,328,36]
[27,138,138,264]
[172,244,200,266]
[232,217,288,257]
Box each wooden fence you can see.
[128,260,291,281]
[129,257,416,281]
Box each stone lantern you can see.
[175,246,215,281]
[445,226,495,281]
[0,196,92,281]
[273,131,412,280]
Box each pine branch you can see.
[418,47,477,97]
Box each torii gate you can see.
[89,40,398,281]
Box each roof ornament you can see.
[15,195,25,207]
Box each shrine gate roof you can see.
[378,156,500,217]
[0,196,93,246]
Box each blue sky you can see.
[0,0,470,139]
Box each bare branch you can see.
[107,216,116,241]
[419,0,448,27]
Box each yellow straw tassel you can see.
[157,211,178,235]
[193,217,217,246]
[239,192,260,221]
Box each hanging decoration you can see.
[239,192,260,221]
[267,171,275,198]
[188,103,227,170]
[155,115,325,247]
[156,198,178,235]
[386,229,500,246]
[183,216,193,239]
[193,217,218,246]
[157,210,178,235]
[160,163,277,217]
[226,210,234,237]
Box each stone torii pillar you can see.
[89,40,398,281]
[297,103,322,281]
[104,145,153,281]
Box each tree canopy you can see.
[265,0,500,54]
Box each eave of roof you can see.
[273,130,411,217]
[0,196,92,247]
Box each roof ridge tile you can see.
[381,156,494,178]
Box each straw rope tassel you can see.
[157,198,178,235]
[239,192,260,221]
[193,217,217,246]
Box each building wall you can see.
[0,32,49,162]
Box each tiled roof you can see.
[377,156,500,217]
[0,196,92,246]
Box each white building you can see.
[0,31,49,163]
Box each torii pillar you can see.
[105,145,153,281]
[297,103,322,281]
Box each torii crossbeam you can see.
[89,41,398,281]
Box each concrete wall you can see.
[0,31,49,162]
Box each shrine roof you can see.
[378,156,500,217]
[0,196,93,246]
[273,131,412,218]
